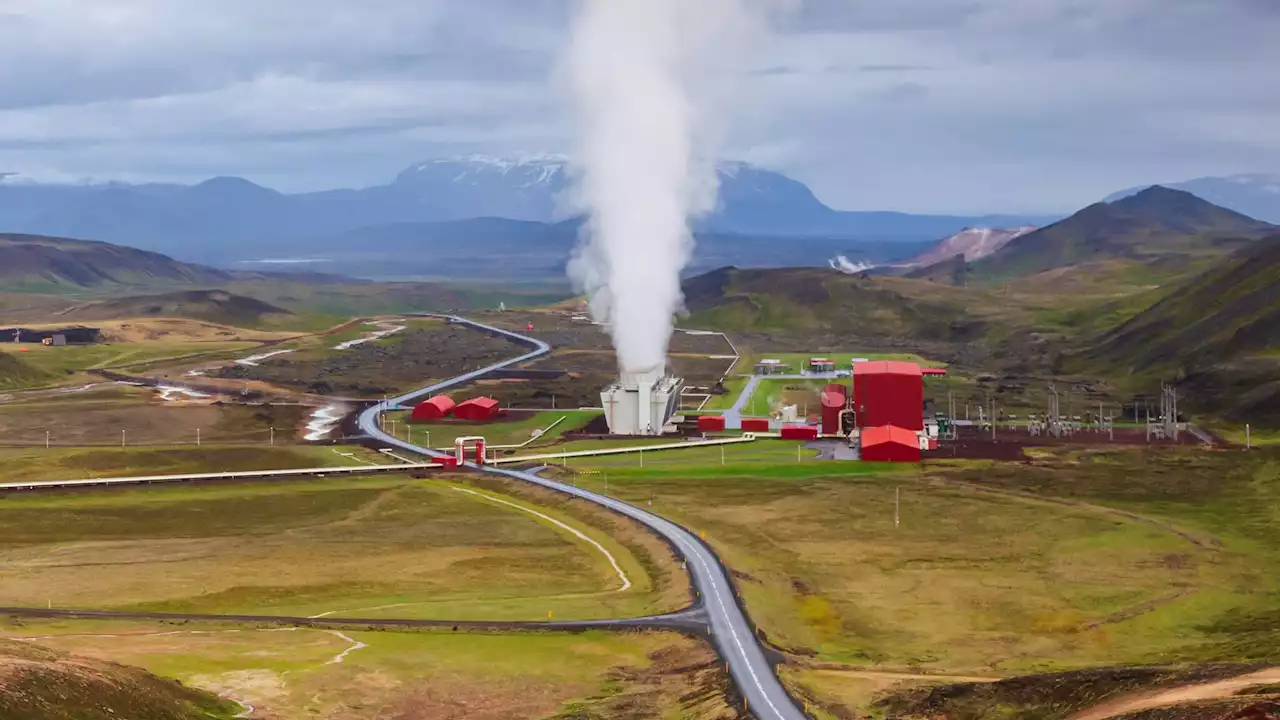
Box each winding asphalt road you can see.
[358,314,808,720]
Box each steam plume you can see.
[562,0,771,374]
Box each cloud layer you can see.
[0,0,1275,212]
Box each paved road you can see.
[358,315,807,720]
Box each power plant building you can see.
[601,368,685,436]
[854,361,924,431]
[861,425,921,462]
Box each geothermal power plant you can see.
[600,367,686,436]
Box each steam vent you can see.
[600,367,685,436]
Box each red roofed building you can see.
[454,396,500,421]
[922,367,947,377]
[411,395,455,421]
[854,361,923,431]
[861,425,921,462]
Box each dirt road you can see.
[1068,668,1280,720]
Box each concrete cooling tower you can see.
[600,366,685,436]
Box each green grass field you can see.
[0,340,259,390]
[382,409,601,451]
[0,444,384,484]
[0,475,678,622]
[0,384,310,447]
[0,621,730,720]
[566,455,1273,678]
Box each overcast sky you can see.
[0,0,1275,213]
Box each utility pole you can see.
[269,426,274,446]
[121,429,126,447]
[45,430,50,449]
[196,428,201,447]
[894,487,900,529]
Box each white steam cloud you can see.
[562,0,777,374]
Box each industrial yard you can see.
[0,305,1272,720]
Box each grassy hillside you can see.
[56,289,295,328]
[0,639,237,720]
[0,234,236,291]
[0,350,47,389]
[1069,234,1280,423]
[682,266,986,343]
[971,187,1273,282]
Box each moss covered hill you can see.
[58,289,295,327]
[0,234,236,292]
[971,187,1274,282]
[1071,234,1280,423]
[681,266,984,343]
[0,351,46,390]
[0,639,236,720]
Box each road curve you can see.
[358,314,807,720]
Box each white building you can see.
[600,367,685,436]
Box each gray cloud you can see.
[0,0,1276,213]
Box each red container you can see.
[436,456,460,469]
[853,361,923,431]
[780,425,819,440]
[740,418,771,433]
[697,415,727,432]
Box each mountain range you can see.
[0,156,1055,268]
[968,186,1275,281]
[1105,173,1280,224]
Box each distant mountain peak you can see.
[1105,174,1280,224]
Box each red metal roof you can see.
[411,395,455,419]
[853,360,922,377]
[861,425,919,448]
[922,367,947,376]
[457,397,499,411]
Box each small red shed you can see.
[455,397,500,421]
[697,415,726,432]
[740,418,771,433]
[861,425,921,463]
[922,367,947,378]
[411,395,455,421]
[780,425,819,440]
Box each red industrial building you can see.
[861,425,921,462]
[853,361,924,431]
[780,425,819,440]
[922,367,947,378]
[697,415,727,432]
[454,397,501,421]
[741,418,771,433]
[411,395,455,421]
[821,383,848,435]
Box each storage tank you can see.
[821,384,848,435]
